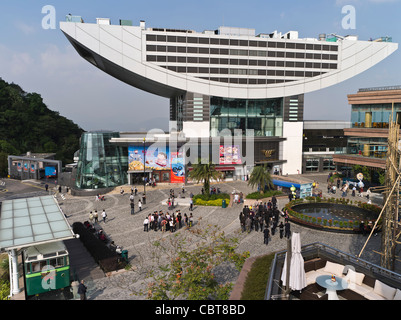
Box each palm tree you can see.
[248,164,274,194]
[188,159,222,196]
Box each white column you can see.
[10,249,21,295]
[281,121,303,175]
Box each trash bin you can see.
[121,250,128,263]
[142,195,146,204]
[222,199,226,208]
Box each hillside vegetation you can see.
[0,78,84,176]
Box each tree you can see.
[248,164,273,194]
[138,223,250,300]
[188,159,222,196]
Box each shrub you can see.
[245,190,283,200]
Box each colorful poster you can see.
[45,166,57,176]
[23,163,28,172]
[128,145,170,171]
[170,151,185,183]
[219,145,242,165]
[30,164,35,173]
[17,162,22,172]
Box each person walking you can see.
[138,200,142,211]
[284,221,291,239]
[89,211,94,225]
[130,201,135,215]
[78,280,87,300]
[263,226,270,245]
[93,210,99,224]
[279,221,284,239]
[189,198,193,211]
[245,216,252,233]
[102,209,107,223]
[143,216,149,232]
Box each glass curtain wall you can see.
[210,97,283,136]
[351,103,401,128]
[75,132,128,189]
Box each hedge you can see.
[245,190,283,200]
[193,193,230,206]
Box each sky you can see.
[0,0,400,132]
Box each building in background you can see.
[333,86,401,179]
[302,120,350,173]
[60,16,397,189]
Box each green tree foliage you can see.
[247,164,273,194]
[0,78,84,176]
[141,224,249,300]
[187,159,222,196]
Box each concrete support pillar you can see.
[10,249,21,295]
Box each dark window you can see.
[177,66,186,73]
[146,34,156,41]
[199,37,209,44]
[258,41,267,47]
[330,63,337,69]
[168,46,177,52]
[157,35,166,42]
[220,78,229,82]
[267,79,275,84]
[276,42,285,48]
[305,62,313,68]
[286,42,296,49]
[249,60,257,66]
[210,48,219,54]
[157,56,166,62]
[249,79,257,84]
[210,58,219,64]
[286,52,295,58]
[258,79,267,84]
[177,36,186,43]
[240,40,248,46]
[199,67,209,73]
[295,71,304,77]
[313,63,321,69]
[330,46,338,52]
[146,55,156,61]
[187,47,198,53]
[167,36,176,42]
[276,51,285,58]
[177,56,186,63]
[167,66,177,71]
[220,58,229,64]
[268,51,276,57]
[187,37,198,43]
[187,57,198,63]
[157,45,166,52]
[295,62,304,68]
[313,53,322,59]
[323,45,330,51]
[220,39,229,45]
[258,70,267,75]
[296,43,305,50]
[168,56,176,62]
[306,53,313,59]
[230,78,239,84]
[146,45,156,51]
[187,66,197,73]
[330,54,338,60]
[322,54,330,60]
[239,59,248,65]
[322,63,329,69]
[276,61,284,67]
[312,71,321,76]
[314,44,322,50]
[220,68,229,74]
[296,52,305,59]
[177,46,186,53]
[276,70,284,76]
[305,71,313,77]
[230,39,239,46]
[267,70,275,76]
[199,57,209,64]
[199,47,209,54]
[286,70,295,76]
[258,60,267,66]
[210,38,220,45]
[306,44,313,50]
[210,67,219,73]
[239,78,247,84]
[249,41,258,47]
[268,42,277,48]
[230,59,239,65]
[267,61,275,67]
[286,61,295,68]
[220,48,229,55]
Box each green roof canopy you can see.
[0,196,75,251]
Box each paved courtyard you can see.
[53,172,390,300]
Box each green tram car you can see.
[23,241,71,296]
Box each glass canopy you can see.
[0,196,75,250]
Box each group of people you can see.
[239,197,291,245]
[143,210,194,232]
[88,209,107,224]
[327,177,373,203]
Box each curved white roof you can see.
[60,20,398,99]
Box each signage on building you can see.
[219,145,242,165]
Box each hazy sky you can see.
[0,0,400,132]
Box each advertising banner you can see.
[170,151,185,183]
[219,145,242,165]
[128,146,170,171]
[45,166,57,177]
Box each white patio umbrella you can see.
[281,232,307,291]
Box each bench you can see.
[304,258,401,300]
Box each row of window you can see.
[146,45,338,60]
[146,34,339,52]
[162,65,324,78]
[198,78,298,84]
[147,55,338,70]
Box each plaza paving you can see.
[53,172,389,300]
